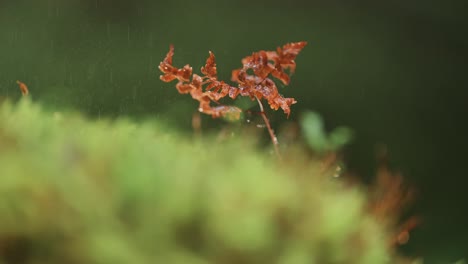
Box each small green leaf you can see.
[300,111,329,153]
[329,126,354,150]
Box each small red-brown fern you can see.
[159,42,307,120]
[159,42,307,158]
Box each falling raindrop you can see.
[106,21,111,39]
[148,55,153,77]
[138,5,143,17]
[148,32,153,48]
[50,40,55,55]
[127,25,131,45]
[132,85,137,101]
[63,57,68,83]
[47,0,52,18]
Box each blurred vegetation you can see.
[301,111,354,155]
[0,98,423,263]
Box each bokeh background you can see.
[1,0,467,261]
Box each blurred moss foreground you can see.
[0,99,398,264]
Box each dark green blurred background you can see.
[1,0,467,262]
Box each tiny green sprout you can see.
[300,110,354,154]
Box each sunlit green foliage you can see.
[1,99,400,263]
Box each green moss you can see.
[0,99,398,263]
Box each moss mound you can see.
[0,99,394,263]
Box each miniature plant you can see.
[158,42,307,157]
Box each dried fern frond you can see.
[159,42,307,119]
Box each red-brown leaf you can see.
[201,51,217,78]
[158,42,306,120]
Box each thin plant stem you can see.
[192,112,202,139]
[255,96,281,160]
